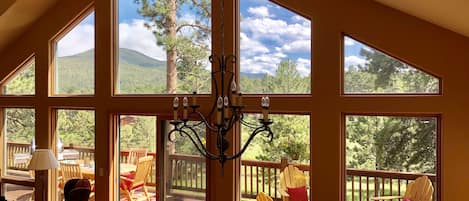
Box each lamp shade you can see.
[28,149,59,170]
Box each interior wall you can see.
[0,0,468,200]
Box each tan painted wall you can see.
[0,0,468,200]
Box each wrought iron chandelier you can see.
[168,0,274,167]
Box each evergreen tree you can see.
[135,0,211,94]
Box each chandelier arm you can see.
[226,126,273,160]
[167,126,181,143]
[192,110,219,132]
[240,118,261,129]
[178,127,220,160]
[205,58,221,120]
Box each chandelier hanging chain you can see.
[168,0,273,167]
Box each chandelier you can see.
[168,0,274,167]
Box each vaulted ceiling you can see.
[0,0,468,54]
[374,0,469,39]
[0,0,59,52]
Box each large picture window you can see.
[54,12,95,95]
[117,0,211,94]
[345,115,437,201]
[1,108,35,200]
[240,0,311,94]
[55,109,95,201]
[240,114,310,200]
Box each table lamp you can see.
[28,149,59,201]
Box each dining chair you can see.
[59,162,83,200]
[120,155,154,201]
[127,149,148,165]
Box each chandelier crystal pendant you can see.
[168,0,274,167]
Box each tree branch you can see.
[190,0,210,17]
[176,23,210,33]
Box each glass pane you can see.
[3,184,34,201]
[344,36,439,94]
[55,12,95,95]
[56,109,95,201]
[345,115,437,200]
[4,108,35,178]
[240,114,310,200]
[3,59,35,95]
[118,115,157,200]
[117,0,211,94]
[164,121,206,200]
[240,0,311,94]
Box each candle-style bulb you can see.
[265,96,270,108]
[192,82,198,94]
[173,97,179,108]
[183,97,189,107]
[231,80,237,93]
[217,96,223,109]
[224,96,229,107]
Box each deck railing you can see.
[6,142,437,201]
[347,168,436,201]
[169,154,206,192]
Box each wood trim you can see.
[0,176,35,187]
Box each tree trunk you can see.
[166,0,177,164]
[166,0,177,95]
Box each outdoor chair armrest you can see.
[119,176,133,183]
[371,195,404,200]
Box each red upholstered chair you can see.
[279,165,308,201]
[120,156,153,201]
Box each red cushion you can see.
[287,186,308,201]
[120,171,143,190]
[403,199,411,201]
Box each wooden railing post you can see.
[280,156,288,172]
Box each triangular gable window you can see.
[344,36,439,94]
[3,58,35,95]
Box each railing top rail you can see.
[6,142,31,147]
[241,159,281,168]
[169,153,205,162]
[347,168,436,181]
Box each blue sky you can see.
[57,0,367,74]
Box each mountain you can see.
[118,48,166,68]
[61,48,166,68]
[240,72,266,79]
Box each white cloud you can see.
[344,56,367,67]
[240,33,270,56]
[57,23,94,57]
[119,19,166,60]
[291,15,307,23]
[241,17,310,44]
[296,58,311,76]
[57,19,166,60]
[247,6,271,18]
[344,37,355,46]
[239,9,312,76]
[280,39,311,53]
[240,51,286,75]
